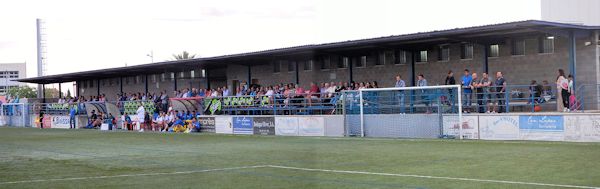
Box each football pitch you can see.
[0,127,599,189]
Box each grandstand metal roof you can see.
[16,20,600,84]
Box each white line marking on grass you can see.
[266,165,599,189]
[0,165,267,185]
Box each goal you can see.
[342,85,465,139]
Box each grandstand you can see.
[1,13,600,189]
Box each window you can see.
[489,44,500,57]
[339,57,349,68]
[438,45,450,61]
[416,50,428,62]
[355,56,366,67]
[460,43,473,59]
[273,61,281,73]
[180,72,185,78]
[135,76,141,84]
[321,57,331,70]
[396,50,408,64]
[376,53,385,65]
[170,72,175,81]
[539,36,554,54]
[201,69,206,77]
[511,39,525,55]
[152,74,157,83]
[82,81,87,88]
[161,73,166,82]
[190,70,196,78]
[288,61,295,72]
[303,60,313,71]
[89,80,94,88]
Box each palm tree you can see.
[172,51,197,60]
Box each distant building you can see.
[542,0,600,26]
[0,63,27,95]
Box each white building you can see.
[542,0,600,26]
[0,63,27,95]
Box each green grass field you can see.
[0,127,599,189]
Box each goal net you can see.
[343,85,466,139]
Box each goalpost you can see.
[344,85,463,139]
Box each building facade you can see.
[0,63,27,95]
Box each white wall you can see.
[541,0,600,26]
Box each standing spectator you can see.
[556,69,569,112]
[69,105,77,129]
[223,86,230,97]
[480,72,492,113]
[493,71,507,113]
[136,103,145,131]
[160,91,168,113]
[417,74,430,113]
[38,111,45,129]
[471,73,484,113]
[445,70,456,105]
[394,75,406,113]
[461,69,473,113]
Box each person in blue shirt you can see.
[189,117,201,132]
[461,69,473,113]
[69,106,77,129]
[172,116,185,132]
[124,113,132,130]
[184,111,192,120]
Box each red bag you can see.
[569,95,580,111]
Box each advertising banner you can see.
[479,116,519,140]
[298,117,325,136]
[198,117,216,133]
[442,115,479,139]
[564,115,600,142]
[215,116,233,134]
[253,117,275,135]
[519,115,564,141]
[51,116,71,129]
[232,117,253,135]
[275,117,299,136]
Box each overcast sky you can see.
[0,0,541,90]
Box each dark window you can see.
[288,61,295,72]
[438,45,450,61]
[396,50,408,64]
[376,53,385,65]
[356,56,366,67]
[89,80,94,88]
[303,60,313,71]
[539,36,554,53]
[489,44,500,57]
[460,43,473,59]
[512,39,525,55]
[339,57,349,68]
[273,61,281,73]
[321,57,331,70]
[416,50,428,62]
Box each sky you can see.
[0,0,541,91]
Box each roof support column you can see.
[96,79,100,97]
[74,82,79,98]
[482,44,489,74]
[206,69,211,89]
[144,74,149,95]
[348,57,353,84]
[410,51,416,86]
[295,62,299,85]
[247,65,252,86]
[58,83,62,98]
[173,72,178,92]
[568,30,577,89]
[42,84,46,103]
[119,77,123,95]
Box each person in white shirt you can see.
[153,112,166,131]
[222,87,230,97]
[136,103,145,131]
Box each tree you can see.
[172,51,197,60]
[44,88,62,98]
[66,89,72,98]
[6,86,36,98]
